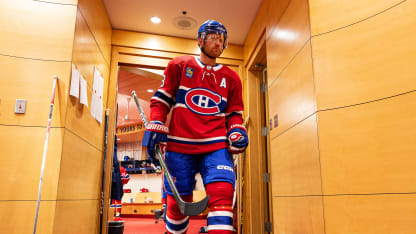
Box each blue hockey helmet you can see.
[198,20,228,49]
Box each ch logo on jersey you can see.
[185,67,194,78]
[185,88,222,115]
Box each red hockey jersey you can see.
[120,166,130,185]
[150,55,245,154]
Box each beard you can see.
[203,46,221,58]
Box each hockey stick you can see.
[131,91,209,216]
[33,76,58,234]
[99,109,110,234]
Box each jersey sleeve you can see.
[225,74,245,131]
[150,59,181,123]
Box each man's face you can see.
[200,33,224,58]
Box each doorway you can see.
[244,39,272,233]
[102,35,245,233]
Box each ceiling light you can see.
[147,89,154,93]
[150,16,161,24]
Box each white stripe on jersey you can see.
[173,103,187,109]
[194,56,204,68]
[213,64,223,71]
[194,56,223,71]
[157,88,173,98]
[178,85,191,91]
[168,135,227,142]
[151,96,170,108]
[208,211,233,218]
[207,225,234,231]
[166,215,189,225]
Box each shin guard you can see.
[166,194,192,234]
[206,182,235,234]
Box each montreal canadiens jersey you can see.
[150,55,244,154]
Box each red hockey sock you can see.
[166,194,193,234]
[205,182,235,234]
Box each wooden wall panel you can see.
[112,30,244,60]
[115,46,243,67]
[0,126,63,201]
[243,1,267,62]
[318,92,416,195]
[324,194,416,234]
[72,10,110,97]
[312,0,416,110]
[57,130,102,200]
[271,115,321,196]
[0,0,76,61]
[68,9,109,150]
[266,0,311,85]
[78,0,112,64]
[268,42,316,138]
[0,55,70,127]
[118,53,171,68]
[309,0,404,36]
[273,196,325,234]
[53,200,99,234]
[265,0,291,38]
[0,201,56,234]
[243,0,291,63]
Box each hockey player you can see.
[143,19,248,234]
[111,164,130,221]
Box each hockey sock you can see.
[166,194,193,234]
[206,182,235,234]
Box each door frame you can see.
[102,32,244,233]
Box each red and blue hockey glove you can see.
[142,121,169,160]
[227,125,249,154]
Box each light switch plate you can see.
[15,99,26,114]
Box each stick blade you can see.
[178,195,210,216]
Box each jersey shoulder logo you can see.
[185,67,194,78]
[184,88,222,115]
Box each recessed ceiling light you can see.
[150,16,161,24]
[147,89,154,93]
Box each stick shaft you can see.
[131,91,185,205]
[131,91,148,125]
[99,109,110,234]
[33,76,58,234]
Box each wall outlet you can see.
[15,99,26,114]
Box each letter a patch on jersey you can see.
[185,67,194,78]
[220,77,227,88]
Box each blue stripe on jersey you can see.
[176,89,227,112]
[207,216,233,226]
[166,218,189,232]
[226,112,242,119]
[167,138,226,145]
[154,91,174,107]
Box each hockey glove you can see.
[142,121,169,161]
[227,125,249,154]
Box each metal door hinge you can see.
[263,173,270,183]
[261,127,268,136]
[265,221,272,232]
[261,83,267,93]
